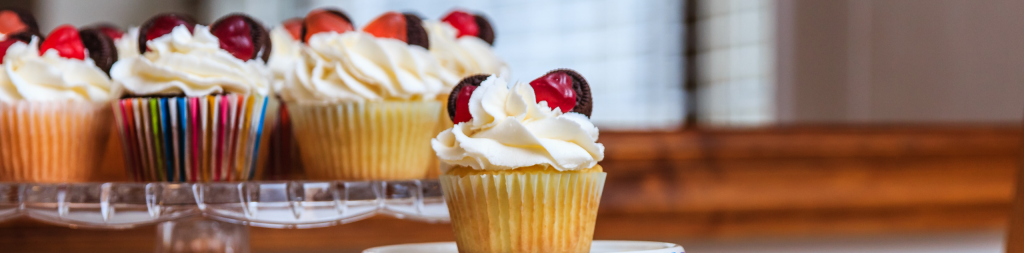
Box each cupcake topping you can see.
[77,27,118,74]
[363,12,429,49]
[138,13,196,53]
[301,9,353,43]
[441,10,494,45]
[432,74,603,172]
[448,69,592,124]
[40,25,85,60]
[87,24,124,40]
[0,37,115,102]
[210,14,271,62]
[0,8,39,37]
[0,32,33,64]
[281,18,302,40]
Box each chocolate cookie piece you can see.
[300,8,353,43]
[138,13,197,53]
[547,69,592,117]
[5,30,38,42]
[0,8,39,36]
[473,14,494,45]
[211,13,272,62]
[403,13,429,49]
[78,28,118,74]
[447,74,491,121]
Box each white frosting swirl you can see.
[115,27,140,60]
[432,76,603,172]
[0,38,115,102]
[110,25,271,97]
[425,22,509,86]
[281,31,458,103]
[268,26,301,94]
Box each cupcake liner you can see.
[265,103,304,180]
[113,94,277,182]
[440,167,607,253]
[0,101,112,182]
[289,100,441,180]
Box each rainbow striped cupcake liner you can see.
[112,94,276,182]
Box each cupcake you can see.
[264,17,304,180]
[423,10,510,178]
[0,20,120,182]
[434,70,603,253]
[281,10,456,180]
[427,10,509,81]
[111,13,276,182]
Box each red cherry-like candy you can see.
[363,12,407,42]
[303,9,354,42]
[530,72,577,113]
[145,15,194,41]
[0,10,27,35]
[96,26,124,40]
[40,25,85,60]
[0,39,19,64]
[453,85,477,124]
[211,15,254,60]
[282,18,302,40]
[442,10,478,38]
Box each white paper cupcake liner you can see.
[440,168,607,253]
[0,101,112,182]
[288,100,441,180]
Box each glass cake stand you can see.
[0,180,448,252]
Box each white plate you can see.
[364,240,684,253]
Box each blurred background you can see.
[3,0,1024,252]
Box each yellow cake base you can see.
[289,100,441,180]
[441,165,606,253]
[0,101,112,182]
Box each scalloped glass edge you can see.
[0,180,448,229]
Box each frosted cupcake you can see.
[434,70,602,253]
[111,13,276,182]
[264,17,304,179]
[282,11,456,180]
[423,10,509,177]
[0,23,119,182]
[427,10,509,81]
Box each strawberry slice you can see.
[40,25,85,60]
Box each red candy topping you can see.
[441,10,478,38]
[362,12,407,42]
[529,72,576,113]
[453,85,478,124]
[282,18,302,40]
[211,15,254,60]
[0,39,19,63]
[0,10,27,35]
[304,9,354,42]
[145,15,194,41]
[97,26,124,40]
[40,25,85,60]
